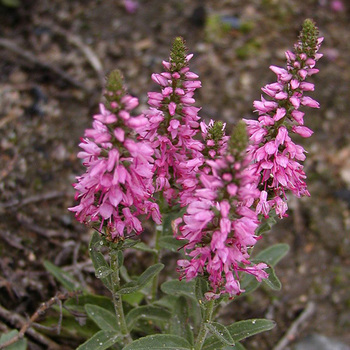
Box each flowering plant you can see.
[46,19,322,350]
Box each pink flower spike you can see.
[299,82,314,91]
[291,110,305,124]
[301,96,320,108]
[168,102,177,116]
[292,125,314,138]
[114,128,125,142]
[274,107,286,121]
[151,73,168,87]
[162,60,171,70]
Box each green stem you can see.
[194,299,215,350]
[110,250,132,344]
[151,223,162,302]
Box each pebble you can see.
[293,334,350,350]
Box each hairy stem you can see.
[194,299,215,350]
[151,223,163,302]
[110,250,132,344]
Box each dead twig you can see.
[0,290,81,349]
[0,152,18,183]
[16,213,68,239]
[0,190,67,211]
[0,38,90,92]
[48,23,105,87]
[272,301,316,350]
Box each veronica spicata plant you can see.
[39,19,322,350]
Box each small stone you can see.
[293,334,350,350]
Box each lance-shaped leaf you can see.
[203,319,276,350]
[170,296,194,345]
[89,231,112,291]
[222,343,246,350]
[255,214,277,235]
[76,330,120,350]
[123,334,192,350]
[85,304,119,332]
[263,266,282,290]
[254,243,289,266]
[158,236,185,252]
[160,279,196,300]
[44,260,81,291]
[0,330,27,350]
[161,208,187,236]
[133,241,157,254]
[125,305,171,330]
[195,277,209,306]
[64,294,114,314]
[118,263,164,295]
[205,321,235,346]
[240,243,289,294]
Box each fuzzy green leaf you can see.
[170,296,194,345]
[255,243,289,266]
[240,244,289,294]
[43,260,81,291]
[89,232,112,290]
[160,279,196,300]
[126,305,171,330]
[122,291,144,307]
[123,334,192,350]
[195,277,209,306]
[76,330,120,350]
[205,322,234,346]
[85,304,119,332]
[158,236,185,252]
[133,241,157,254]
[0,330,27,350]
[263,266,282,290]
[203,319,275,350]
[64,294,114,314]
[118,263,164,295]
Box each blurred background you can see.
[0,0,349,349]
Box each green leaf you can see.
[170,296,194,345]
[118,263,164,295]
[43,260,80,291]
[195,277,209,306]
[85,304,119,332]
[64,294,114,314]
[240,244,289,295]
[153,295,179,311]
[133,241,157,254]
[222,343,246,350]
[1,0,21,8]
[254,243,289,266]
[95,266,114,279]
[126,305,171,330]
[0,330,27,350]
[76,330,120,350]
[263,266,282,290]
[137,263,164,286]
[229,319,276,341]
[122,291,144,307]
[89,232,112,291]
[203,319,275,350]
[205,322,234,346]
[160,279,196,300]
[162,208,186,236]
[158,236,185,252]
[255,214,277,235]
[123,334,192,350]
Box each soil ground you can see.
[0,0,349,349]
